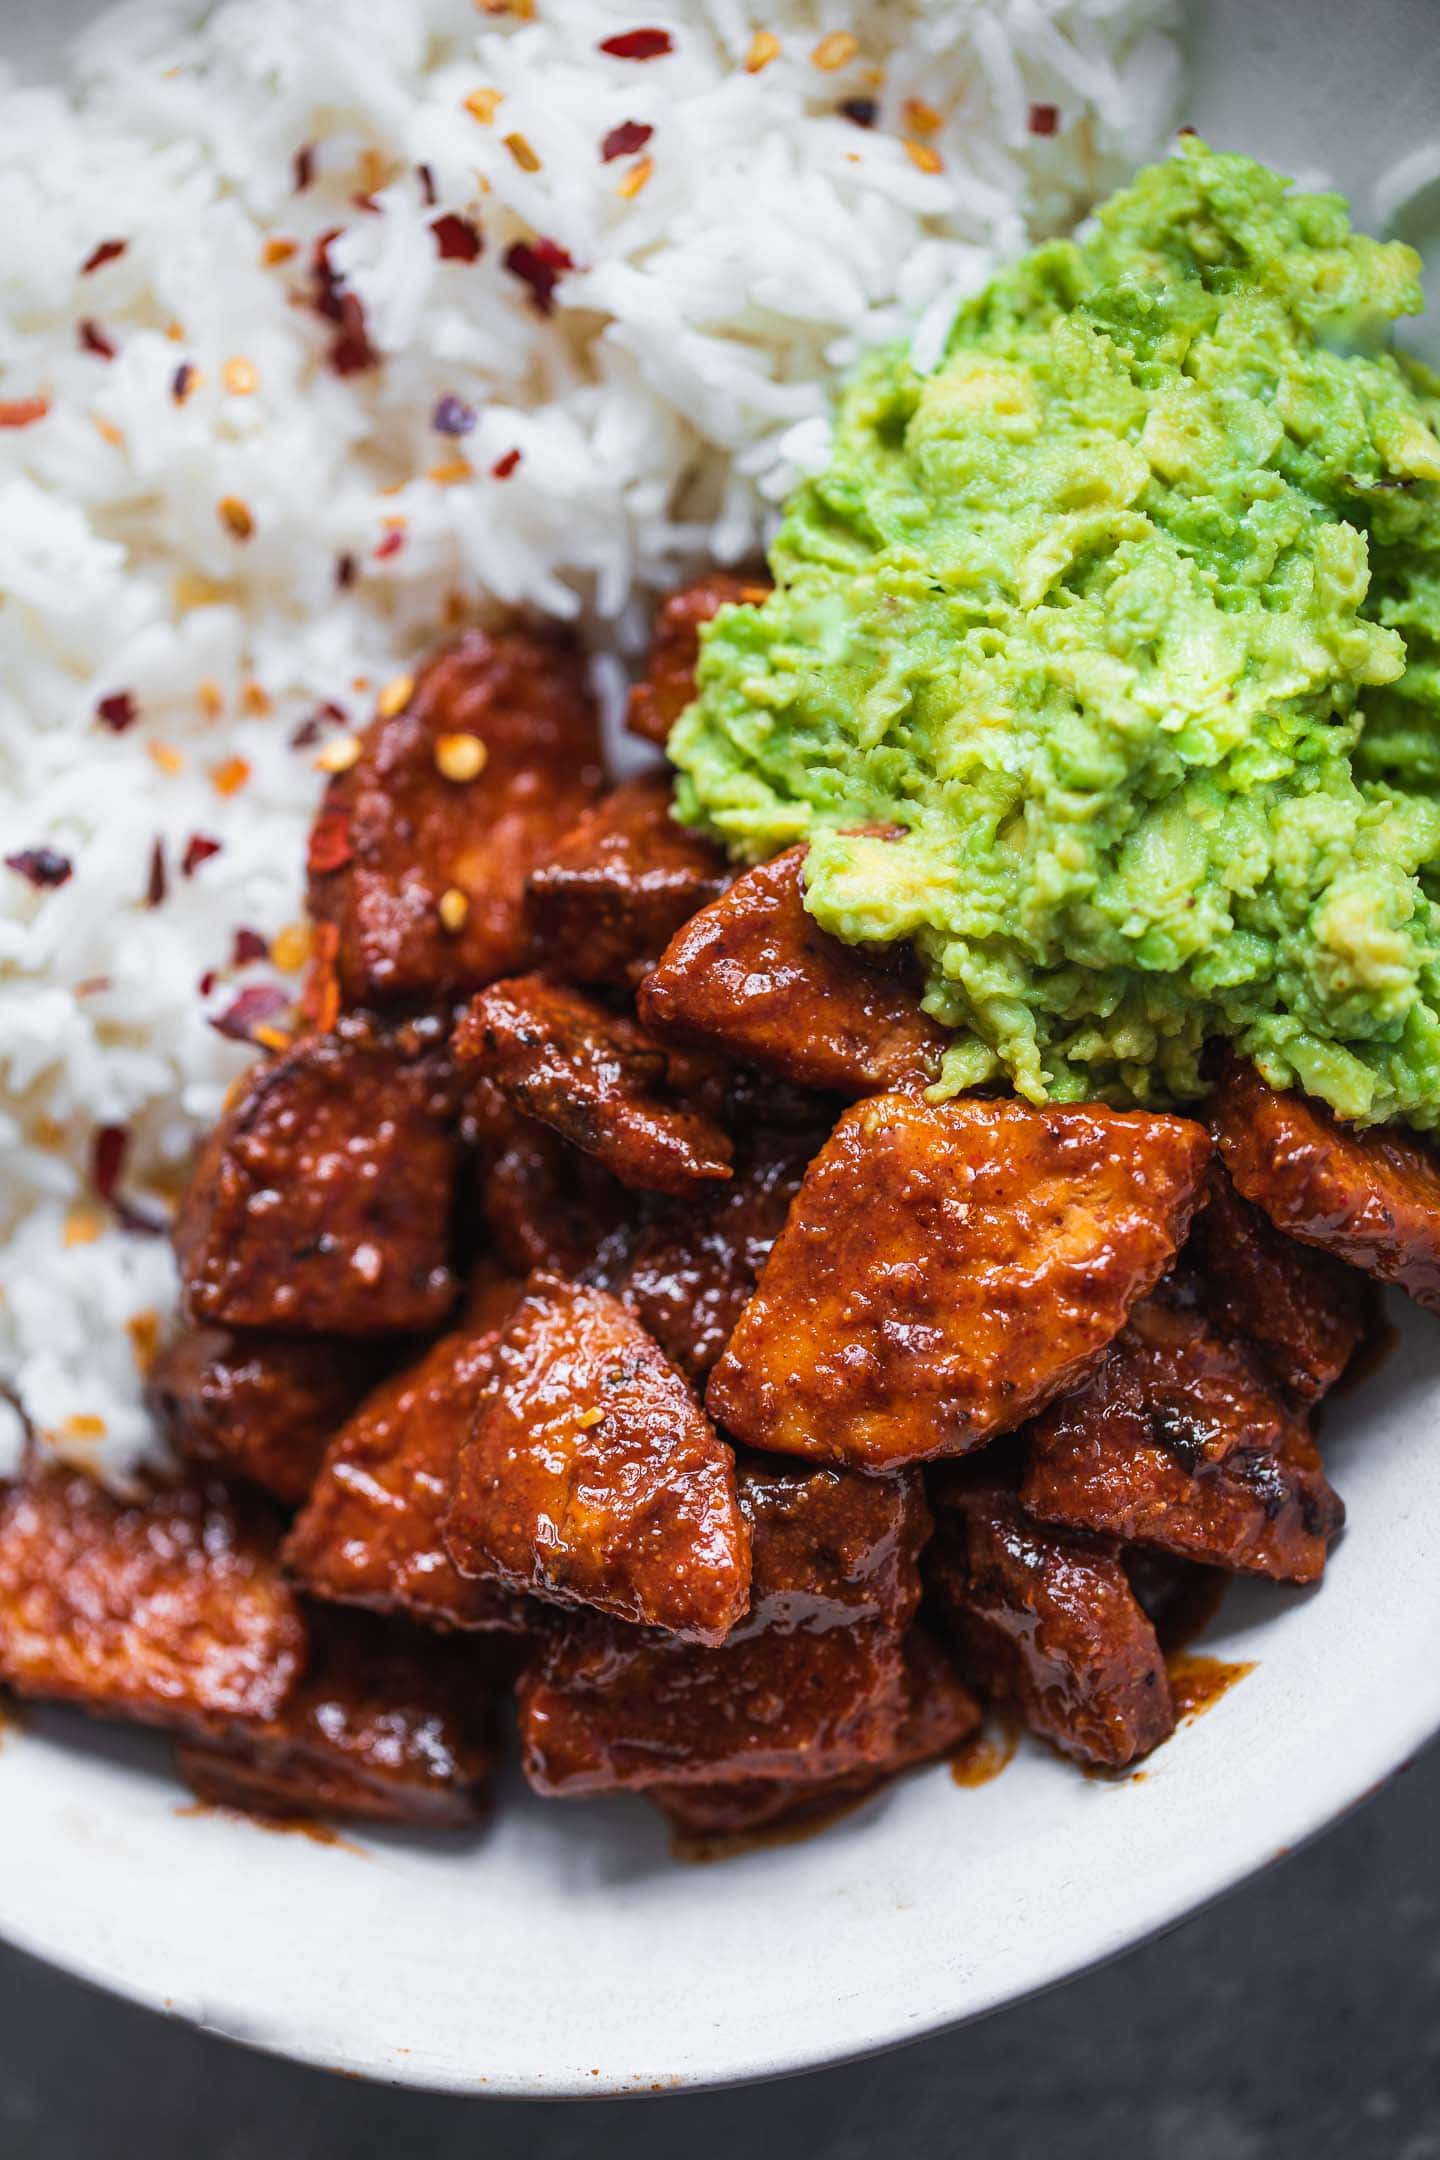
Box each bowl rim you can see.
[0,1676,1432,2100]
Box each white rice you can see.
[0,0,1182,1483]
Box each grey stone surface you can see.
[0,1739,1437,2158]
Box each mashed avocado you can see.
[670,141,1440,1127]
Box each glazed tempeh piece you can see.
[526,774,731,989]
[1022,1297,1343,1584]
[444,1277,750,1643]
[174,1024,460,1336]
[461,1072,632,1279]
[284,1268,531,1633]
[649,1630,980,1838]
[457,973,733,1195]
[928,1484,1174,1769]
[637,848,947,1095]
[1185,1165,1371,1403]
[518,1459,931,1796]
[148,1326,395,1507]
[627,573,772,748]
[175,1607,495,1827]
[1211,1060,1440,1315]
[708,1093,1212,1470]
[307,629,604,1008]
[0,1468,305,1732]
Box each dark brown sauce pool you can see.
[1166,1652,1256,1725]
[950,1710,1020,1789]
[175,1799,363,1852]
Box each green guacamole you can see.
[671,141,1440,1127]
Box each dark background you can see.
[2,1737,1437,2159]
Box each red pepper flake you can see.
[81,238,128,276]
[0,397,50,429]
[601,120,654,161]
[211,755,251,798]
[1177,123,1198,139]
[210,984,291,1044]
[432,393,477,437]
[292,699,347,749]
[310,229,377,376]
[6,847,72,889]
[374,528,406,560]
[307,804,354,875]
[89,1128,164,1233]
[417,162,438,207]
[182,833,223,877]
[492,447,522,479]
[232,926,269,967]
[1028,102,1059,136]
[91,1124,128,1203]
[335,552,357,591]
[96,691,137,732]
[198,969,217,997]
[839,97,877,127]
[432,213,483,262]
[352,192,382,216]
[217,495,254,541]
[170,361,197,404]
[330,298,374,375]
[116,1197,169,1238]
[599,28,672,60]
[145,838,167,908]
[78,319,117,360]
[503,236,574,315]
[300,921,342,1034]
[294,142,316,192]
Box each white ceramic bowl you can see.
[4,0,1440,2099]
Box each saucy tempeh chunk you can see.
[526,774,731,989]
[174,1025,460,1336]
[472,1109,632,1280]
[649,1630,980,1838]
[1185,1165,1370,1404]
[0,1467,305,1732]
[928,1484,1174,1769]
[175,1607,494,1828]
[1022,1297,1343,1584]
[627,572,772,748]
[1211,1060,1440,1315]
[518,1459,930,1796]
[148,1326,394,1507]
[457,973,733,1195]
[444,1277,750,1642]
[307,629,604,1008]
[637,847,947,1096]
[708,1093,1211,1471]
[284,1268,531,1633]
[613,1122,826,1383]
